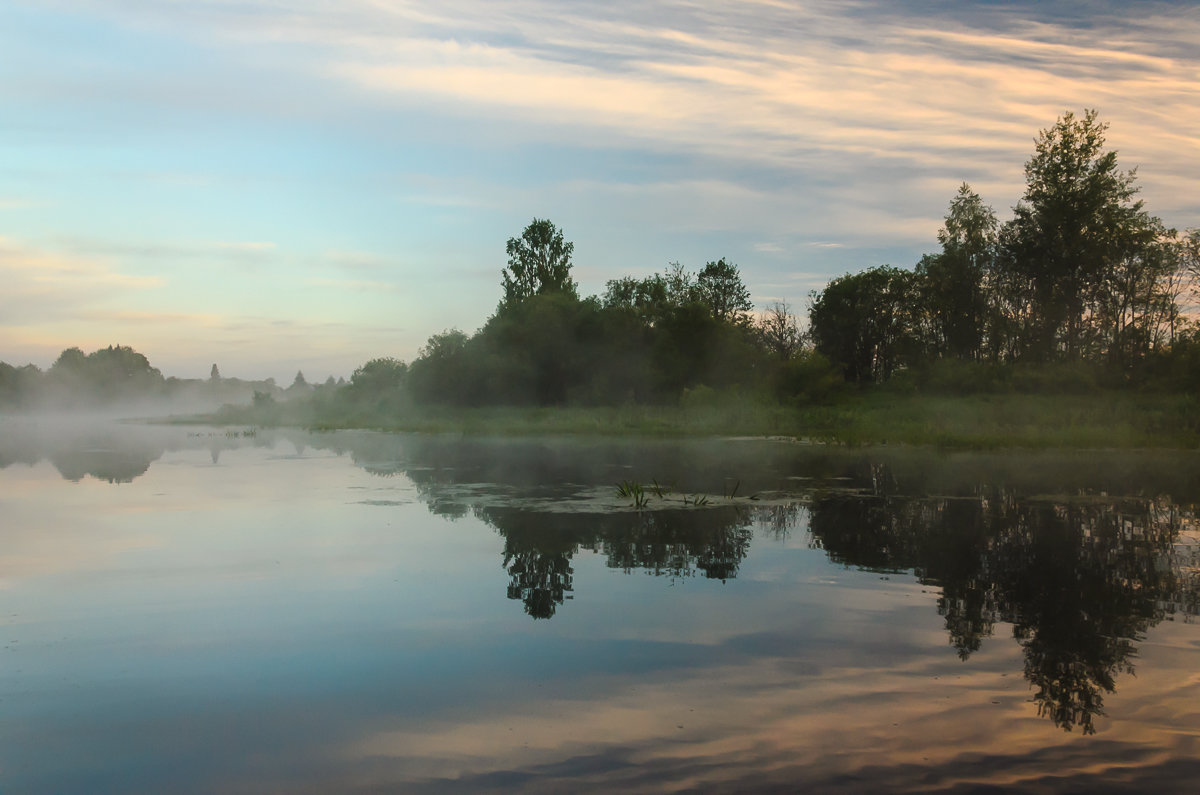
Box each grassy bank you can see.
[189,390,1200,449]
[795,391,1200,448]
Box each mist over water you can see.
[2,421,1199,792]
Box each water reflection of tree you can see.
[809,488,1195,733]
[348,432,1200,730]
[483,508,580,619]
[474,505,768,619]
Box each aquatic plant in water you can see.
[616,480,650,508]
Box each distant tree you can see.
[80,345,164,399]
[603,274,668,315]
[663,261,697,306]
[407,329,473,403]
[1183,228,1200,282]
[756,301,803,360]
[51,347,87,373]
[291,370,308,389]
[809,266,917,383]
[696,258,752,323]
[252,390,278,419]
[0,361,42,408]
[500,218,577,310]
[1092,222,1190,371]
[210,363,221,382]
[349,357,407,394]
[602,262,698,328]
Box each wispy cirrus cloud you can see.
[83,0,1189,229]
[37,2,1200,179]
[0,236,163,315]
[5,1,1199,375]
[51,237,279,262]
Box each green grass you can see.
[793,391,1200,449]
[188,390,1200,450]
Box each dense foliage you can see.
[400,237,832,408]
[810,111,1199,389]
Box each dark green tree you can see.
[407,329,474,404]
[917,184,997,360]
[696,258,752,323]
[602,262,697,329]
[0,362,41,408]
[500,218,577,310]
[998,110,1158,361]
[347,357,407,399]
[1094,222,1187,371]
[51,347,87,373]
[809,266,917,383]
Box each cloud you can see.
[6,0,1199,365]
[299,3,1199,189]
[303,277,405,293]
[0,236,405,378]
[0,198,45,210]
[40,3,1199,184]
[0,236,164,323]
[216,241,277,252]
[53,237,280,262]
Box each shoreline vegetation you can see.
[5,110,1200,451]
[187,387,1200,450]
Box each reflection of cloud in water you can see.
[337,627,1200,793]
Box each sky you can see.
[2,0,1199,382]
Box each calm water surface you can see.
[1,418,1198,793]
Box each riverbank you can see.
[183,390,1200,450]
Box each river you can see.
[1,419,1198,792]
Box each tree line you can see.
[5,110,1196,416]
[810,110,1200,391]
[344,220,837,413]
[0,345,292,410]
[342,110,1196,413]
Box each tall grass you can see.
[194,389,1200,449]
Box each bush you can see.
[773,351,845,404]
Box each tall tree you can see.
[918,184,997,360]
[999,110,1157,360]
[500,218,577,310]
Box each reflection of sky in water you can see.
[1,423,1199,792]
